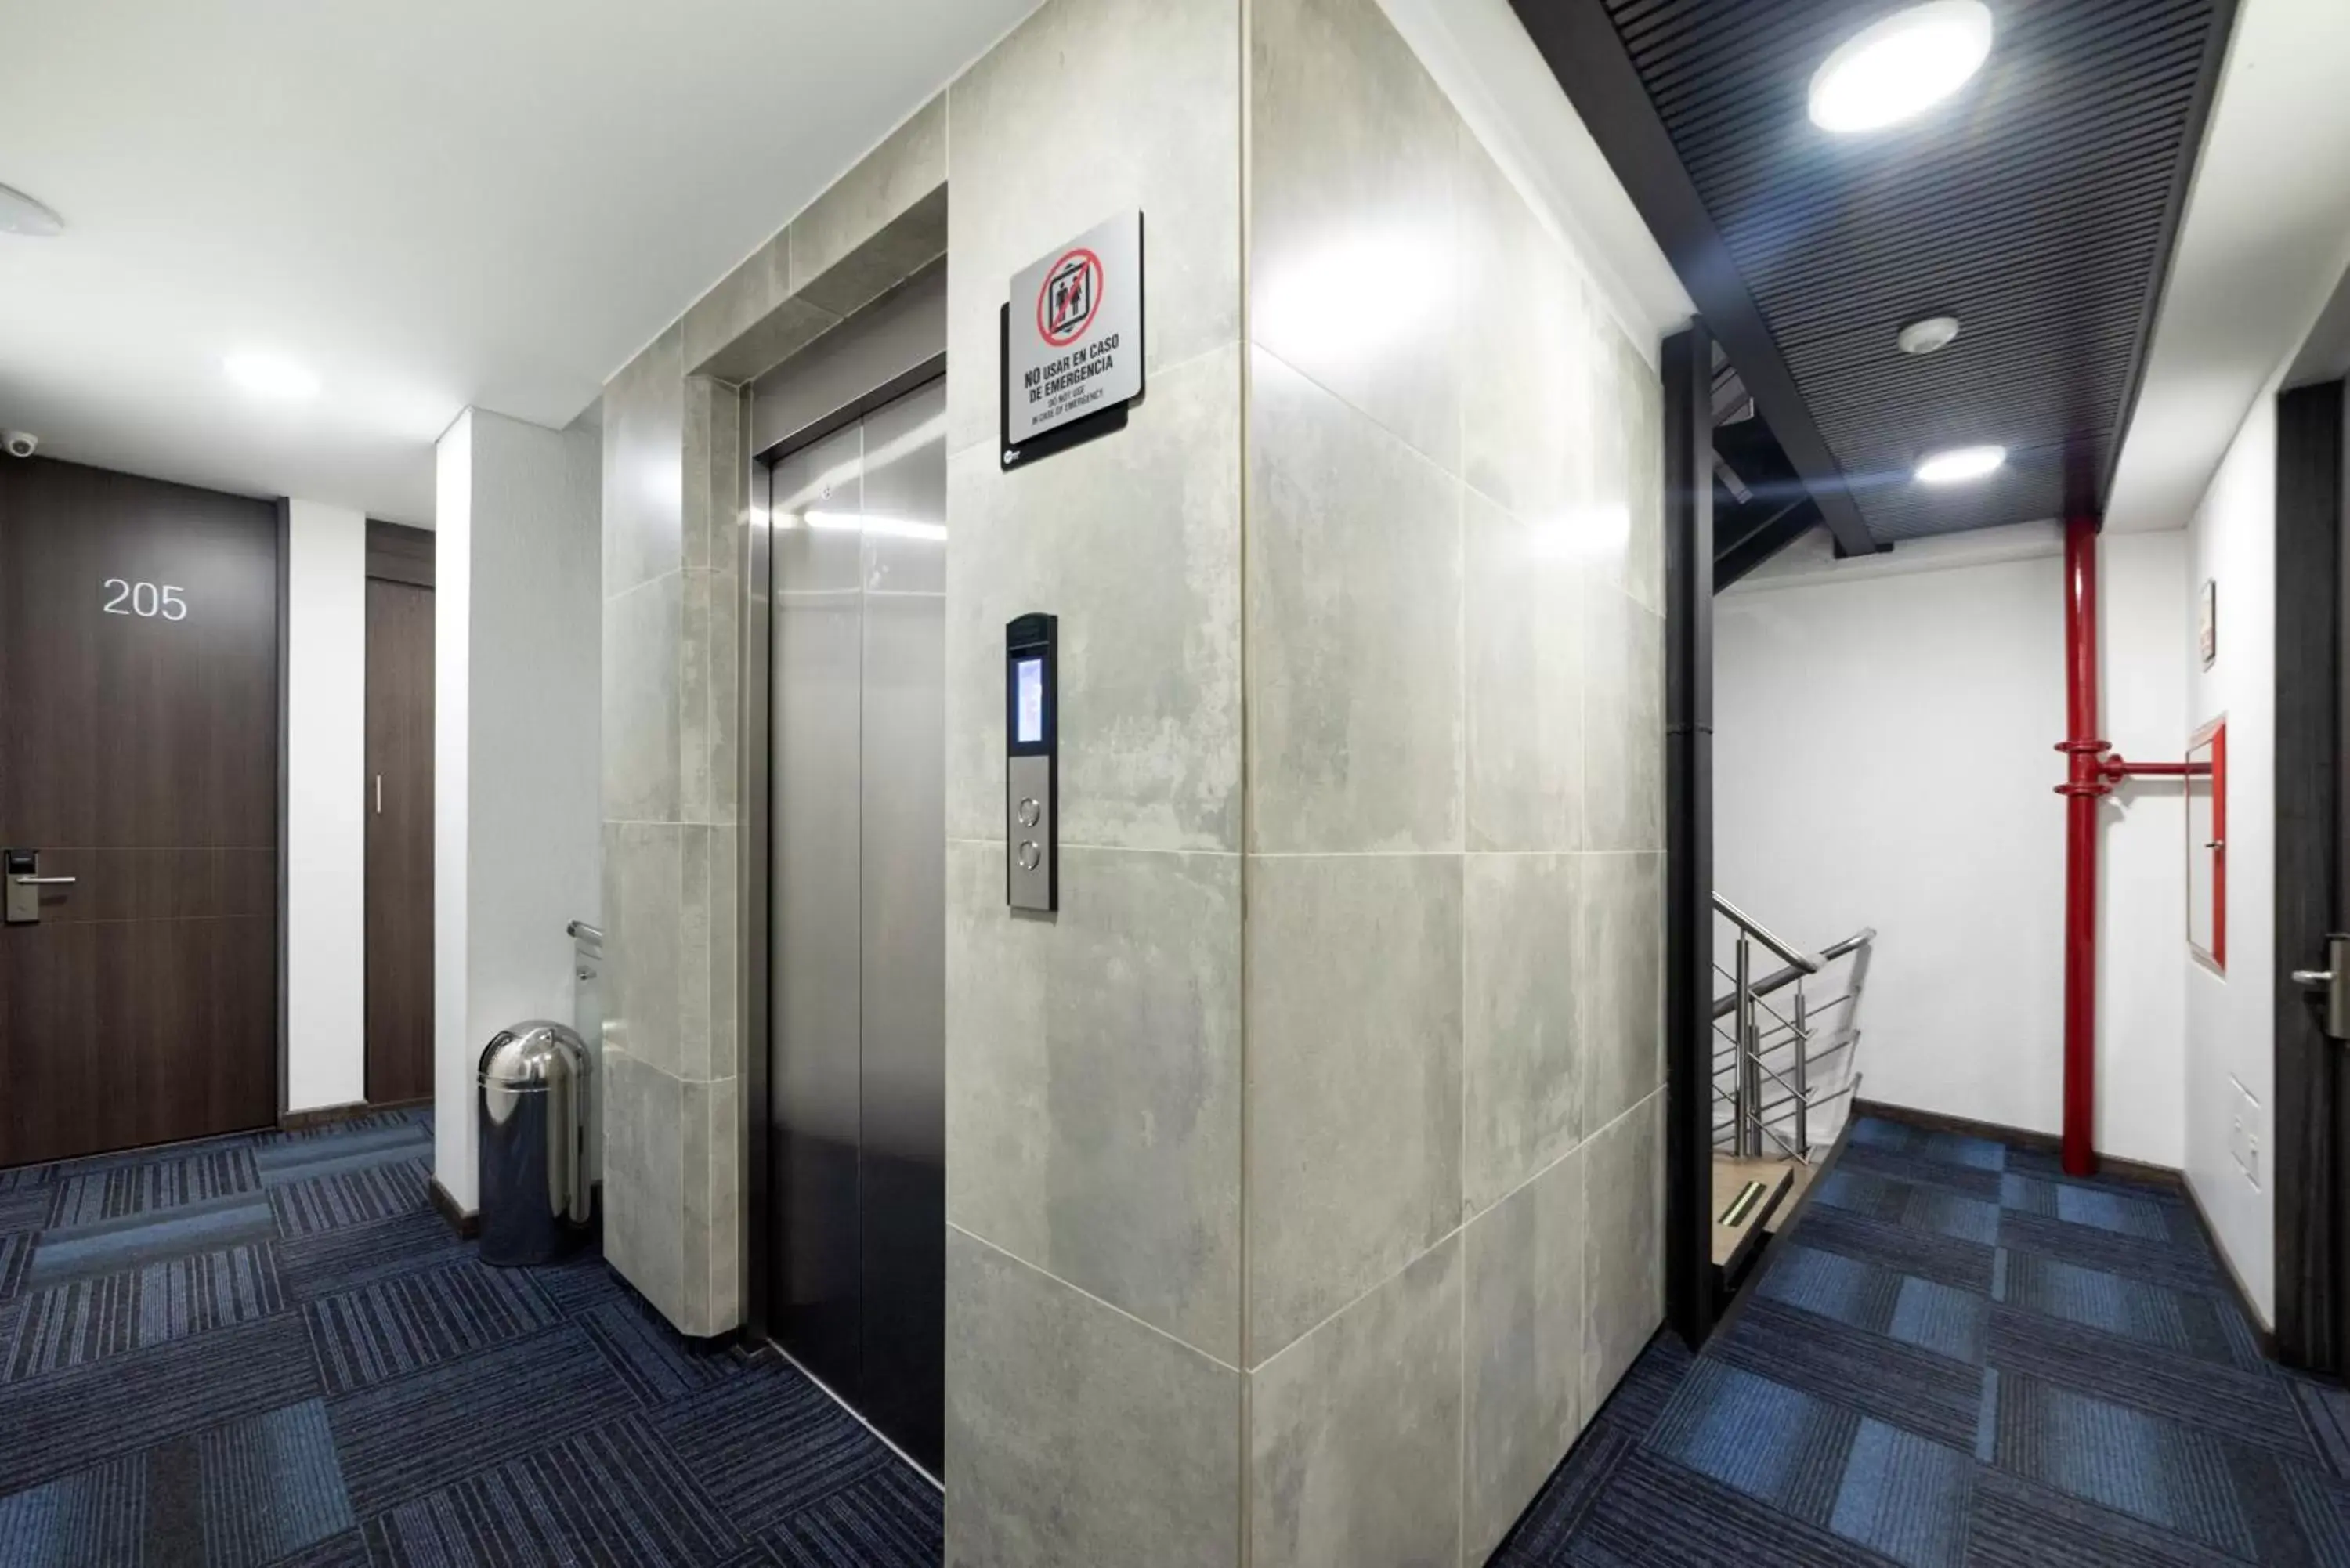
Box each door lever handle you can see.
[9,875,75,886]
[2299,935,2350,1042]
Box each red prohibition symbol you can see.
[1037,247,1104,349]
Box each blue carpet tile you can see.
[5,1239,285,1382]
[1498,1115,2350,1566]
[0,1108,942,1566]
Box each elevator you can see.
[749,273,947,1476]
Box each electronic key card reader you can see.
[1006,613,1058,911]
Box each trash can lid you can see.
[479,1021,591,1089]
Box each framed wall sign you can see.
[2188,717,2225,971]
[1000,211,1144,468]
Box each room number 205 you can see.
[102,579,188,620]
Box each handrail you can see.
[1711,926,1875,1021]
[1714,898,1874,1163]
[1712,894,1819,973]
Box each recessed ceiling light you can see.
[1915,444,2005,484]
[0,182,63,237]
[1897,315,1961,356]
[225,352,320,400]
[1810,2,1995,134]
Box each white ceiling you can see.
[0,0,1038,524]
[2102,0,2350,533]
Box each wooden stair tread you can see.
[1712,1155,1795,1271]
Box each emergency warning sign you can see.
[1004,211,1143,452]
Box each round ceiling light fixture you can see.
[1897,314,1961,356]
[225,352,320,401]
[0,182,63,237]
[1915,443,2006,485]
[1809,1,1996,134]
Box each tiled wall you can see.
[595,0,1664,1555]
[599,338,750,1336]
[598,99,950,1338]
[1239,2,1667,1563]
[938,0,1248,1559]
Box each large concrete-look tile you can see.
[1457,129,1591,527]
[1246,853,1462,1360]
[603,1047,686,1324]
[1463,1143,1585,1563]
[1582,580,1664,852]
[945,0,1241,457]
[1603,320,1665,617]
[945,841,1242,1360]
[604,572,683,826]
[1247,351,1462,855]
[1579,851,1664,1135]
[1249,1234,1462,1568]
[1464,486,1585,854]
[674,825,742,1084]
[946,1227,1242,1568]
[681,1074,742,1336]
[944,347,1244,852]
[697,296,843,388]
[682,232,790,378]
[680,562,743,829]
[603,822,682,1078]
[700,564,744,827]
[1463,854,1582,1213]
[1582,1091,1664,1416]
[791,95,949,312]
[682,378,747,582]
[603,326,685,598]
[1250,0,1460,470]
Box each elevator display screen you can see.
[1014,658,1045,746]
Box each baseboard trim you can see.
[279,1095,430,1133]
[1849,1098,2185,1191]
[428,1176,480,1239]
[2177,1166,2279,1359]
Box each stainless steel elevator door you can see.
[768,377,946,1475]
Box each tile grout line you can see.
[1253,1089,1662,1388]
[949,1221,1244,1376]
[1237,2,1256,1559]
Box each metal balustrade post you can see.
[1793,981,1810,1159]
[1735,931,1759,1158]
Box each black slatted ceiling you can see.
[1602,0,2222,542]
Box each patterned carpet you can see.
[0,1109,939,1567]
[1494,1115,2350,1566]
[11,1108,2346,1566]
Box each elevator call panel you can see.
[1006,613,1058,911]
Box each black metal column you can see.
[2275,378,2345,1372]
[1662,323,1716,1346]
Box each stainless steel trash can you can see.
[477,1021,592,1266]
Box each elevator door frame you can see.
[740,346,947,1472]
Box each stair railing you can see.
[1712,894,1874,1162]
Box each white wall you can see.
[284,500,369,1112]
[434,417,474,1198]
[432,407,602,1212]
[2184,391,2278,1324]
[2099,532,2192,1169]
[1716,526,2189,1169]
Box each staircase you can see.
[1708,895,1874,1286]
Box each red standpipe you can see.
[2052,516,2215,1176]
[2056,515,2105,1177]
